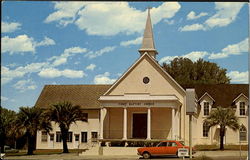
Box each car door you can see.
[154,142,167,155]
[166,142,178,155]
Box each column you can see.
[100,108,104,139]
[147,107,151,140]
[172,108,175,139]
[122,107,127,140]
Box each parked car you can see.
[137,140,195,159]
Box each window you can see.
[240,102,246,116]
[168,142,177,147]
[67,132,73,142]
[203,122,209,137]
[157,142,167,147]
[143,77,150,84]
[75,134,79,142]
[81,132,88,143]
[91,132,98,142]
[41,131,47,142]
[239,126,247,141]
[56,132,62,142]
[204,102,209,116]
[50,134,54,141]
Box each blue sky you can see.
[1,2,249,111]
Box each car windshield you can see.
[179,141,185,146]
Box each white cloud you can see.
[85,46,116,59]
[1,96,8,101]
[86,64,96,71]
[164,19,175,25]
[44,2,87,26]
[187,11,208,20]
[179,23,206,32]
[1,35,56,55]
[2,21,21,33]
[38,68,85,78]
[35,36,56,47]
[94,72,116,84]
[120,37,142,47]
[159,51,209,64]
[2,35,36,54]
[180,2,245,32]
[45,2,181,36]
[209,38,248,59]
[205,3,244,28]
[227,71,249,84]
[49,47,87,66]
[13,79,37,92]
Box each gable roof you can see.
[195,84,249,108]
[233,93,249,102]
[104,52,185,95]
[35,85,111,109]
[198,92,215,102]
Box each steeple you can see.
[138,7,158,59]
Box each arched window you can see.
[239,125,247,141]
[203,122,209,137]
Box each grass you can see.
[5,149,85,156]
[194,144,248,151]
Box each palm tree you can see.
[0,106,16,152]
[46,101,87,153]
[15,106,51,155]
[204,106,239,150]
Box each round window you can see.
[143,77,150,84]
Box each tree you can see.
[0,106,16,153]
[46,101,87,153]
[162,58,230,86]
[204,106,239,150]
[15,106,51,155]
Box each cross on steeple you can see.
[138,7,158,59]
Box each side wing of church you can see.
[35,9,248,150]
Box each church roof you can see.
[138,8,157,54]
[194,84,249,108]
[35,85,111,109]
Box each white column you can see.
[172,108,175,139]
[122,107,127,140]
[100,108,104,139]
[147,107,151,140]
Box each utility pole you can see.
[189,115,192,159]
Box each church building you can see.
[35,9,248,152]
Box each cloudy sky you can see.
[1,2,249,111]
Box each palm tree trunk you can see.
[27,133,34,155]
[220,127,225,150]
[61,128,69,153]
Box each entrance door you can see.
[74,134,79,148]
[49,134,54,148]
[133,113,147,138]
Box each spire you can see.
[138,7,158,59]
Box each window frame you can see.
[91,132,98,142]
[203,122,209,137]
[239,102,246,116]
[81,132,88,143]
[203,102,210,116]
[239,126,247,141]
[41,131,48,142]
[56,132,62,142]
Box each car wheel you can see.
[176,151,179,158]
[142,152,151,159]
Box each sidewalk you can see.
[4,150,248,160]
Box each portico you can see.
[99,94,182,141]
